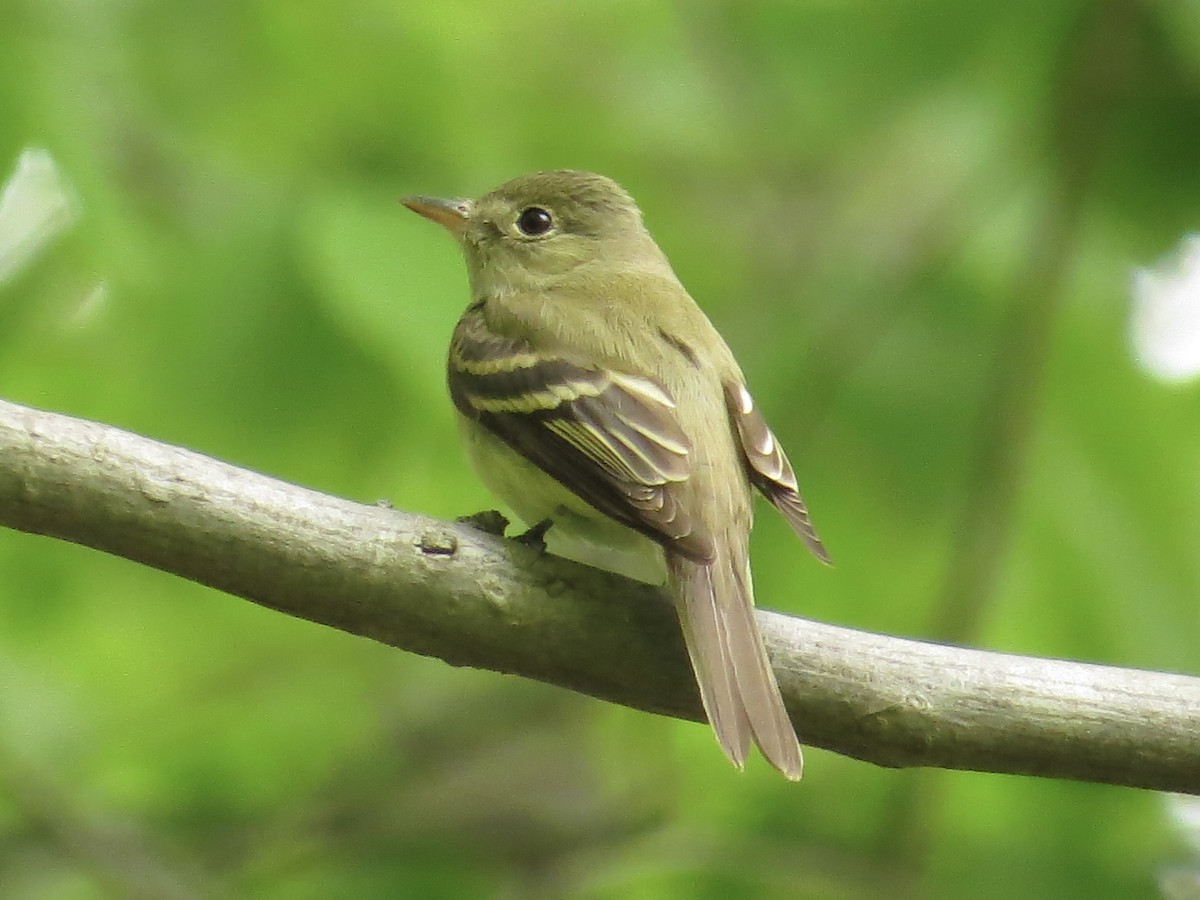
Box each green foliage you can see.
[2,1,1198,897]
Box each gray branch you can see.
[0,397,1196,794]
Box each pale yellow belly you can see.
[458,415,667,585]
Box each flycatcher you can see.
[404,170,828,779]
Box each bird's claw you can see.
[455,510,510,537]
[514,518,553,553]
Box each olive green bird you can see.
[404,170,829,779]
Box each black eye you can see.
[516,206,554,236]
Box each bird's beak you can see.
[401,195,473,234]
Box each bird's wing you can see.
[724,380,830,564]
[448,306,715,563]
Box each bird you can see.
[403,170,828,779]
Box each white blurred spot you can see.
[1160,868,1200,900]
[0,148,80,286]
[1167,793,1200,856]
[1160,794,1200,900]
[1131,235,1200,383]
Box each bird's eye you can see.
[516,206,554,237]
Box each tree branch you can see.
[0,397,1196,794]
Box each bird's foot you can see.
[455,509,510,537]
[514,518,554,553]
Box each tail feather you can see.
[668,539,803,780]
[670,561,751,769]
[722,555,803,778]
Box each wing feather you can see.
[449,306,715,562]
[724,381,830,564]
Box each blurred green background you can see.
[2,1,1199,898]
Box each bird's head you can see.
[404,170,660,296]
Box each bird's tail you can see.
[667,535,803,780]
